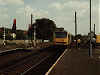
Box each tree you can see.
[77,34,82,39]
[16,30,26,40]
[0,31,3,39]
[6,34,13,41]
[28,18,57,40]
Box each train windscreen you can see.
[55,32,67,38]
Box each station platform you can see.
[46,48,99,75]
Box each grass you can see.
[0,42,52,48]
[0,42,26,48]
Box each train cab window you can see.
[55,32,61,38]
[61,32,67,38]
[55,32,67,38]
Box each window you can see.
[55,32,67,38]
[55,32,61,38]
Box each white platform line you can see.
[45,49,68,75]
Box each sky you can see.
[0,0,99,35]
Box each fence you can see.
[0,40,42,45]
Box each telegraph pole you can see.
[75,11,77,49]
[89,0,92,58]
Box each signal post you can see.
[12,19,16,40]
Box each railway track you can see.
[20,53,54,75]
[0,46,65,75]
[0,49,32,71]
[80,43,89,49]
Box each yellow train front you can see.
[96,35,100,47]
[53,29,72,48]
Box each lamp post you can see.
[75,11,77,49]
[94,23,95,34]
[89,0,92,58]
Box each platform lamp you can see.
[89,0,92,58]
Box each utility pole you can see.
[89,0,92,58]
[31,14,33,46]
[75,11,77,49]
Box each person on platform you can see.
[77,38,81,49]
[92,38,96,49]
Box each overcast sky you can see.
[0,0,99,35]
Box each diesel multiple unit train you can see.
[96,35,100,47]
[53,28,73,47]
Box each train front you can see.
[53,30,68,46]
